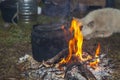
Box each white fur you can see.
[77,8,120,39]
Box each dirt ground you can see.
[0,27,120,80]
[0,1,120,80]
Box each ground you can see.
[0,1,120,80]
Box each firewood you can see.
[65,62,97,80]
[46,48,68,64]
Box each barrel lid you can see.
[33,21,69,31]
[33,23,64,31]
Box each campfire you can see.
[17,18,112,80]
[59,18,100,69]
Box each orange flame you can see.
[69,19,84,60]
[90,43,100,69]
[95,43,100,58]
[59,18,100,69]
[59,19,83,64]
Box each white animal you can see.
[75,8,120,39]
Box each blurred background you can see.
[0,0,120,80]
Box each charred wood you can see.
[65,62,97,80]
[46,48,68,64]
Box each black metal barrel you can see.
[31,23,68,62]
[0,0,17,23]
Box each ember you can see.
[90,43,100,69]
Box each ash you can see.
[88,54,113,80]
[21,66,65,80]
[17,54,113,80]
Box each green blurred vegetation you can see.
[0,11,30,45]
[0,11,61,46]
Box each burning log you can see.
[65,62,97,80]
[46,48,68,64]
[17,53,112,80]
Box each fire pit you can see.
[17,18,113,80]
